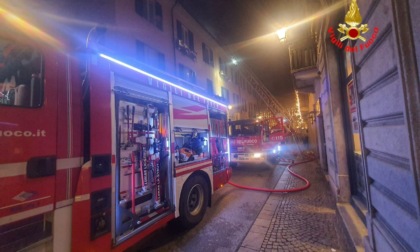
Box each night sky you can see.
[180,0,304,108]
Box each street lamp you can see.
[276,28,288,43]
[231,58,238,65]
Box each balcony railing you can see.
[287,36,318,93]
[175,39,197,61]
[288,42,317,72]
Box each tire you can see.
[178,175,209,229]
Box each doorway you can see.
[341,47,367,223]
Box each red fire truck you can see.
[228,117,288,167]
[0,13,231,251]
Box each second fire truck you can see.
[228,117,289,167]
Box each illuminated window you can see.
[135,0,163,30]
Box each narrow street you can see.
[1,1,419,251]
[130,162,286,251]
[130,157,352,252]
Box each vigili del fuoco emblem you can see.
[337,0,368,41]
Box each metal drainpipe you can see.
[171,0,179,73]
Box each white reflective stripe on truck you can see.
[0,157,83,178]
[0,203,53,226]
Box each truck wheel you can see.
[178,175,209,229]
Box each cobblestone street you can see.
[239,160,353,252]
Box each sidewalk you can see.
[238,159,354,252]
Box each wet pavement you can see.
[238,159,354,252]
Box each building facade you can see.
[290,0,420,251]
[101,0,262,121]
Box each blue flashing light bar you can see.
[99,53,227,108]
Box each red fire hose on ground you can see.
[227,156,316,193]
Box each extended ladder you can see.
[239,67,289,126]
[239,67,306,155]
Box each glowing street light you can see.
[231,58,238,65]
[276,28,288,42]
[228,105,233,110]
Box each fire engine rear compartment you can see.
[113,91,172,244]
